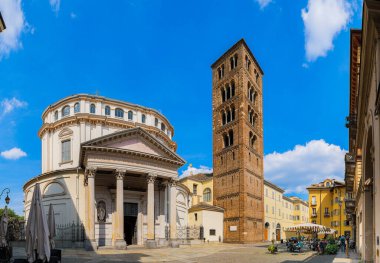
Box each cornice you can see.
[38,114,177,151]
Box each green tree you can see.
[0,207,24,220]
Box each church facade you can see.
[23,94,188,250]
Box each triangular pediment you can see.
[80,127,185,166]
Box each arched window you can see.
[128,111,133,120]
[115,108,124,118]
[203,188,212,202]
[221,88,226,102]
[234,54,238,68]
[226,84,231,100]
[74,103,80,113]
[245,55,251,70]
[222,112,226,125]
[90,104,96,114]
[223,133,229,148]
[228,129,234,146]
[249,132,257,149]
[54,110,58,121]
[142,114,146,123]
[231,106,235,120]
[221,64,225,77]
[105,106,110,116]
[161,123,166,132]
[231,81,235,97]
[230,57,234,70]
[227,110,231,123]
[62,105,70,117]
[155,118,158,127]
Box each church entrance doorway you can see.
[124,202,138,245]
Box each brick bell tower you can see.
[212,39,264,243]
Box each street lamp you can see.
[338,197,342,236]
[0,188,10,205]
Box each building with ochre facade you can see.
[307,179,352,237]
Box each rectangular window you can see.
[193,184,198,195]
[312,208,316,214]
[61,140,71,162]
[209,229,216,236]
[195,213,198,221]
[311,196,316,205]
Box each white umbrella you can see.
[285,223,331,234]
[48,204,56,249]
[0,206,9,247]
[25,183,51,263]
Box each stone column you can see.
[146,173,157,248]
[169,178,178,247]
[115,170,127,249]
[85,167,97,250]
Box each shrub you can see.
[328,236,336,245]
[325,244,338,255]
[268,245,276,254]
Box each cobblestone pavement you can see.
[13,243,339,263]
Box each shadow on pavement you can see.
[281,254,335,263]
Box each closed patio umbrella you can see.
[25,183,50,263]
[48,204,56,249]
[0,206,9,247]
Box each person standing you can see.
[340,235,346,252]
[345,234,350,257]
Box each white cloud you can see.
[70,12,77,19]
[0,97,27,118]
[255,0,272,9]
[1,147,27,160]
[49,0,61,13]
[180,165,213,178]
[302,63,309,69]
[264,140,346,194]
[0,0,26,59]
[301,0,352,62]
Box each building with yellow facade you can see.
[179,173,224,242]
[263,180,309,241]
[307,179,352,237]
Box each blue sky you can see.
[0,0,362,214]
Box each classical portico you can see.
[81,128,185,250]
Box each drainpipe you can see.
[320,190,322,225]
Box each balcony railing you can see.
[310,202,317,206]
[345,153,356,192]
[324,213,330,217]
[311,213,317,218]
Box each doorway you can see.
[264,222,269,241]
[124,202,138,245]
[276,223,281,241]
